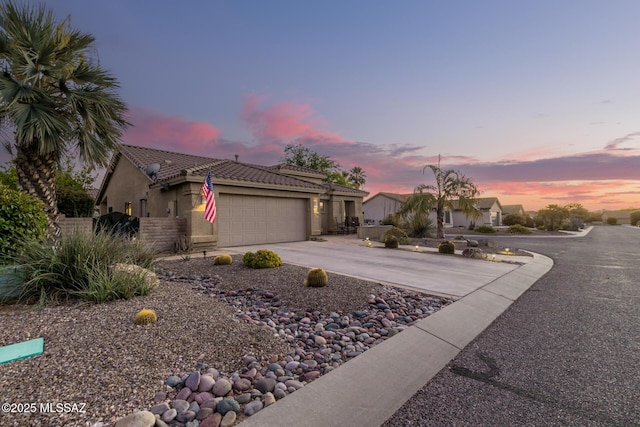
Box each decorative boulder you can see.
[462,247,486,260]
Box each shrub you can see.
[381,226,410,245]
[0,184,47,260]
[380,214,397,226]
[57,185,95,217]
[243,249,282,269]
[401,215,433,238]
[242,251,255,266]
[134,309,158,325]
[506,224,533,234]
[502,214,526,226]
[213,254,233,265]
[9,229,156,304]
[304,268,328,287]
[631,211,640,226]
[384,235,399,248]
[474,225,496,233]
[606,217,618,225]
[438,240,455,254]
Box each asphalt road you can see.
[383,225,640,426]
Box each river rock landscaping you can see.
[0,255,452,427]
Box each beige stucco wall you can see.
[100,159,150,216]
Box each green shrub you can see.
[243,249,282,269]
[304,268,328,287]
[474,225,497,233]
[57,185,95,217]
[381,226,410,245]
[384,235,399,248]
[438,240,455,254]
[502,214,526,226]
[606,217,618,225]
[506,224,533,234]
[631,211,640,226]
[242,251,255,266]
[9,229,156,304]
[0,184,47,260]
[213,254,233,265]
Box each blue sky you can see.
[4,0,640,210]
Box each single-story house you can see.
[450,197,503,228]
[96,144,368,249]
[362,192,412,225]
[502,204,526,217]
[363,192,502,228]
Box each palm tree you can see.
[0,1,127,238]
[419,156,480,238]
[347,166,366,189]
[396,189,435,237]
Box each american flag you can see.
[202,171,217,223]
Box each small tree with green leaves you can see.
[537,204,570,230]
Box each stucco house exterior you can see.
[450,197,503,228]
[96,145,368,249]
[363,192,503,228]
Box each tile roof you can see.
[322,182,369,196]
[451,197,501,210]
[502,204,525,215]
[267,163,327,176]
[117,144,325,190]
[366,192,413,203]
[119,145,219,181]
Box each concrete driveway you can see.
[224,236,524,298]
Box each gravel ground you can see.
[0,255,419,427]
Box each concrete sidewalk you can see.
[228,236,553,426]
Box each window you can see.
[444,210,452,224]
[124,202,132,216]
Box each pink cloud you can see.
[240,94,347,144]
[123,107,221,151]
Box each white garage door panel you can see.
[218,195,307,247]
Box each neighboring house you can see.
[96,145,368,249]
[601,210,639,225]
[363,192,411,225]
[502,204,526,217]
[450,197,503,228]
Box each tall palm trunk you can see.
[15,144,60,239]
[436,202,445,239]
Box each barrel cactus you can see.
[304,268,328,287]
[438,240,455,254]
[213,254,233,265]
[134,309,158,325]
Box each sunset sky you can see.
[3,0,640,211]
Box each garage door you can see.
[217,195,308,247]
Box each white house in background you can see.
[450,197,503,228]
[363,192,454,227]
[364,192,503,228]
[362,192,411,225]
